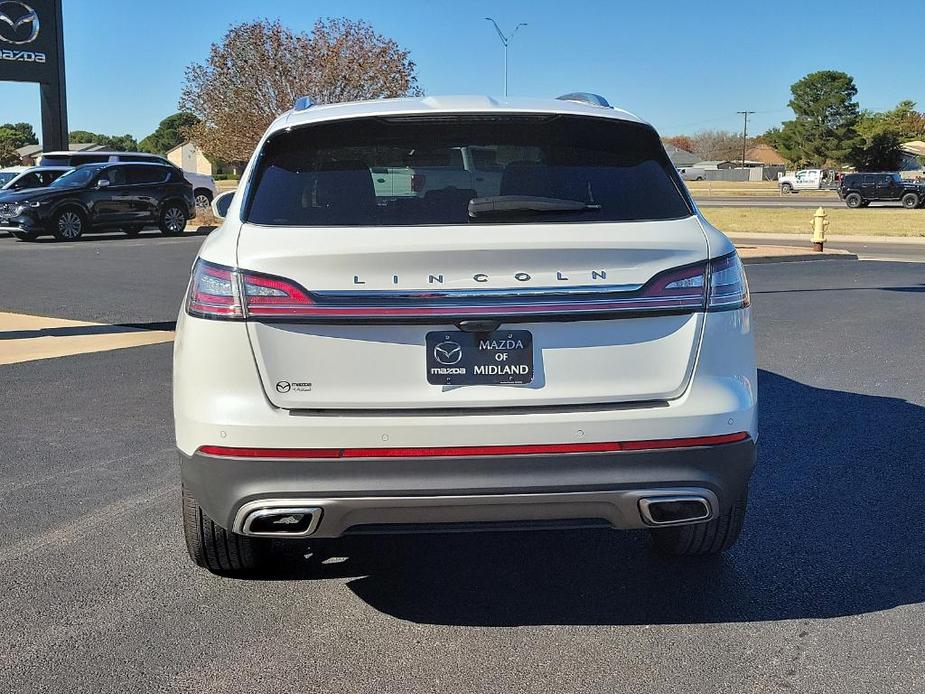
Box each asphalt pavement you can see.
[0,234,923,693]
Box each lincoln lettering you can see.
[351,270,609,285]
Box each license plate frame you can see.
[426,330,533,385]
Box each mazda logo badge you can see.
[0,1,40,45]
[276,381,291,393]
[433,341,463,365]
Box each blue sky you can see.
[1,0,919,143]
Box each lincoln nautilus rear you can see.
[173,93,757,575]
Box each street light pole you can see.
[737,110,755,168]
[485,18,527,97]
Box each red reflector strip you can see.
[197,432,749,459]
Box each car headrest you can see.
[315,160,375,208]
[500,161,554,197]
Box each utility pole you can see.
[737,110,755,168]
[485,18,527,96]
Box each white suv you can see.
[174,93,757,575]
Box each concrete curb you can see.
[741,251,859,265]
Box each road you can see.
[1,233,923,693]
[692,193,920,208]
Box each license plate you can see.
[426,330,533,385]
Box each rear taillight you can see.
[186,259,315,320]
[187,260,243,318]
[411,173,426,192]
[707,253,750,310]
[186,253,749,321]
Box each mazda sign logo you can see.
[0,1,39,45]
[433,341,463,365]
[275,381,291,393]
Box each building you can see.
[166,142,213,176]
[663,143,699,167]
[15,142,104,166]
[693,160,739,170]
[745,143,787,166]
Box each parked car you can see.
[778,168,839,193]
[677,167,706,181]
[39,151,218,209]
[838,172,925,209]
[0,165,71,191]
[175,93,757,575]
[0,166,24,188]
[0,161,195,241]
[370,145,505,199]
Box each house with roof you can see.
[663,143,699,167]
[15,142,105,166]
[166,142,213,176]
[745,143,787,166]
[900,141,925,176]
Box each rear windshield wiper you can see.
[468,195,602,219]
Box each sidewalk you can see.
[735,243,857,264]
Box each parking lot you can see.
[1,232,923,693]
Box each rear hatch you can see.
[234,112,707,410]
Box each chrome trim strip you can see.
[310,283,643,300]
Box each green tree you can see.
[138,112,201,154]
[0,141,20,166]
[848,101,925,171]
[0,121,38,150]
[69,130,138,151]
[765,71,864,166]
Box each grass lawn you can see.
[702,206,925,237]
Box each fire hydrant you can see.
[812,207,829,252]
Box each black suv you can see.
[838,172,925,209]
[0,162,195,241]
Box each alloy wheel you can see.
[165,207,186,234]
[57,211,83,239]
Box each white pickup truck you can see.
[778,168,838,193]
[371,146,503,199]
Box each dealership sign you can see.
[0,0,61,83]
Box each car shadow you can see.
[11,227,215,243]
[253,369,925,626]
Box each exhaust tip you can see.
[639,496,711,526]
[240,505,322,537]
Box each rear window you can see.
[244,115,691,226]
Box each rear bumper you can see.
[180,438,755,537]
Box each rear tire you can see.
[780,182,792,194]
[650,490,747,556]
[159,203,188,236]
[845,193,862,209]
[194,189,213,210]
[901,193,919,209]
[182,485,268,575]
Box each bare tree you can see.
[180,18,422,163]
[689,129,754,162]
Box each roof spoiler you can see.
[555,92,611,109]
